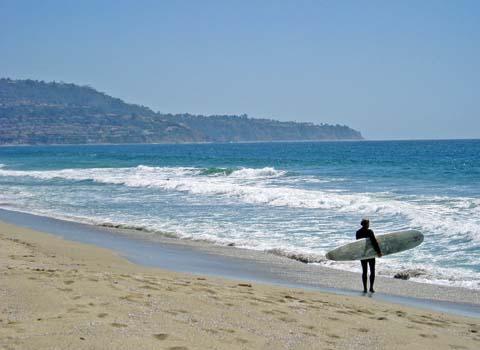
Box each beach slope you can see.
[0,221,478,349]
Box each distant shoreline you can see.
[1,138,480,147]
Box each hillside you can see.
[0,78,362,144]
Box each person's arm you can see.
[369,230,382,257]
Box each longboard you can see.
[325,230,424,261]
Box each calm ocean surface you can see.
[0,140,479,289]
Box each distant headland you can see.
[0,78,362,145]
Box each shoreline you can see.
[0,208,479,319]
[0,217,479,349]
[2,138,480,148]
[0,139,364,147]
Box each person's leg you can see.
[361,259,368,292]
[368,258,376,292]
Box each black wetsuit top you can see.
[356,227,381,255]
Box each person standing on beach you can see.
[356,218,382,293]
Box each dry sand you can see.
[0,220,479,350]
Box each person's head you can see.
[361,218,370,229]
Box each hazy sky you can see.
[1,0,479,139]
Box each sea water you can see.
[0,140,479,289]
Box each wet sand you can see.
[1,220,479,349]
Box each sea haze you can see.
[0,140,479,289]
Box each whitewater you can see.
[0,141,479,290]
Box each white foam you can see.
[1,165,479,242]
[229,167,286,178]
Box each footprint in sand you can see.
[219,328,235,334]
[237,283,252,287]
[195,287,216,295]
[110,323,128,328]
[302,324,316,330]
[354,308,373,315]
[202,328,219,334]
[327,333,341,339]
[174,309,189,314]
[167,347,188,350]
[419,333,438,339]
[409,317,447,327]
[174,282,191,287]
[338,310,357,316]
[97,313,108,318]
[153,333,168,340]
[140,285,159,290]
[251,297,274,305]
[235,338,248,344]
[119,293,143,302]
[279,316,297,323]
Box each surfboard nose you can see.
[412,231,424,243]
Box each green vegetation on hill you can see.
[0,78,362,144]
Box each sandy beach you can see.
[2,1,480,348]
[0,220,479,349]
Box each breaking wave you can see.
[0,165,479,242]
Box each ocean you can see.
[0,140,479,289]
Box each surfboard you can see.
[325,230,424,261]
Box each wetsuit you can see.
[356,227,381,292]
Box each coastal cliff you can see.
[0,78,363,145]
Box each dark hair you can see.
[361,218,369,227]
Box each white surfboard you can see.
[325,230,424,261]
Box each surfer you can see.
[356,218,382,293]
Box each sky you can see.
[1,0,479,140]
